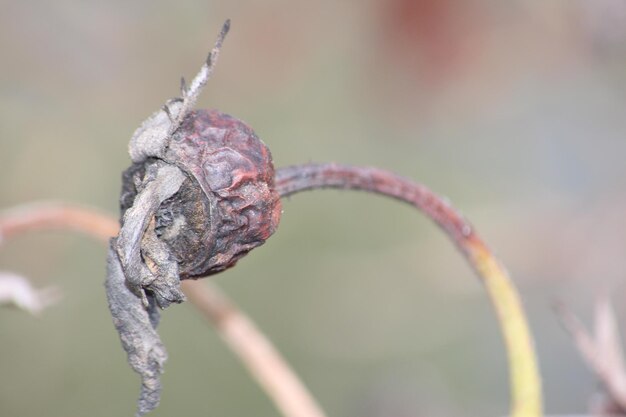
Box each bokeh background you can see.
[2,1,626,416]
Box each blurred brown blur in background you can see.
[2,1,626,416]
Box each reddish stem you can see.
[276,163,475,254]
[0,202,118,243]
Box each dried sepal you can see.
[168,19,231,136]
[128,19,231,165]
[128,100,182,163]
[106,243,165,416]
[115,160,187,308]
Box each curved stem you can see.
[0,201,327,417]
[276,163,543,417]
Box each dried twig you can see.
[0,201,327,417]
[276,163,543,417]
[555,294,626,413]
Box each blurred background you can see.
[1,1,626,416]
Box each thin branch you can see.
[0,201,327,417]
[0,201,118,243]
[276,163,543,417]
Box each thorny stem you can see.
[276,163,543,417]
[0,201,327,417]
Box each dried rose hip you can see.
[118,108,282,304]
[106,20,281,416]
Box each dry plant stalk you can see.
[0,202,327,417]
[556,294,626,414]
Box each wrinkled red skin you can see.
[166,109,281,277]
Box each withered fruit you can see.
[121,109,281,282]
[105,20,282,416]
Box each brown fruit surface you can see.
[159,109,281,278]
